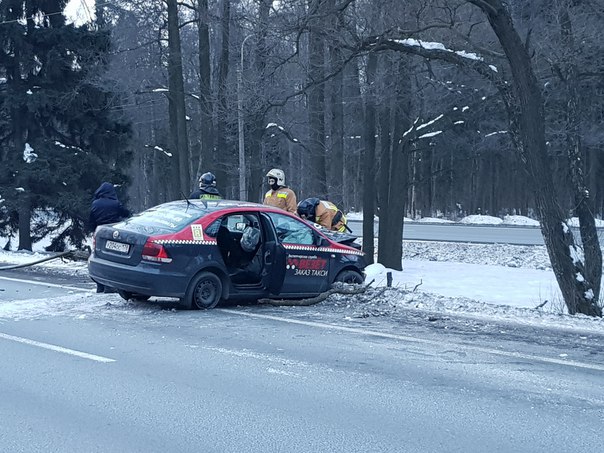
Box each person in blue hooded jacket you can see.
[89,182,130,232]
[89,182,130,293]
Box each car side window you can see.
[266,212,314,245]
[205,219,221,237]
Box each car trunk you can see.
[94,224,150,266]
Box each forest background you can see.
[0,0,603,316]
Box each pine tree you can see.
[0,0,131,251]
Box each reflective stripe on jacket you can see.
[315,200,347,232]
[263,187,298,214]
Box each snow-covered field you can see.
[0,214,602,333]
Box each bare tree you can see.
[326,4,345,207]
[555,0,602,304]
[362,52,378,264]
[214,0,231,191]
[465,0,601,316]
[307,0,328,198]
[166,0,190,197]
[195,0,214,182]
[378,57,412,270]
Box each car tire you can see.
[187,271,223,309]
[117,290,150,302]
[334,270,364,285]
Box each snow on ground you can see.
[0,215,603,332]
[503,215,540,226]
[0,249,88,277]
[415,217,454,223]
[460,214,503,225]
[568,217,604,228]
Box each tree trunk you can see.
[379,58,410,270]
[327,8,344,207]
[196,0,214,182]
[559,5,602,304]
[377,68,392,266]
[214,0,231,191]
[343,57,363,211]
[469,0,602,316]
[307,0,327,198]
[17,195,32,251]
[247,0,271,202]
[166,0,190,198]
[362,52,378,264]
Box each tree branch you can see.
[259,280,374,306]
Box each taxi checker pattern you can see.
[153,239,217,246]
[149,239,364,256]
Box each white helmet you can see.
[266,168,285,186]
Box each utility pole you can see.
[237,35,253,201]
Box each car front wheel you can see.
[334,270,364,285]
[187,271,223,309]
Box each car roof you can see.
[162,199,285,214]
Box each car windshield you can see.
[119,202,208,235]
[266,212,314,245]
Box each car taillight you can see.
[141,241,173,263]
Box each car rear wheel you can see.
[187,271,223,309]
[334,270,364,285]
[118,290,150,302]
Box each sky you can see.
[64,0,96,26]
[0,214,603,333]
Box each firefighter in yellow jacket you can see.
[297,197,350,233]
[263,168,298,214]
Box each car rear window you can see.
[121,203,208,234]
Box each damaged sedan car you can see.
[88,200,366,309]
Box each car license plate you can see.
[105,240,130,254]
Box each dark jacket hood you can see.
[200,186,221,196]
[94,182,118,200]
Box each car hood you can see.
[321,229,361,250]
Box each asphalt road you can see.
[1,271,603,452]
[0,268,92,302]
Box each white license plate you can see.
[105,240,130,254]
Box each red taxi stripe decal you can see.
[151,240,362,255]
[283,244,364,256]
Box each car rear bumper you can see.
[88,255,190,298]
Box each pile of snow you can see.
[346,213,545,226]
[460,215,503,225]
[503,215,540,226]
[403,241,550,270]
[346,211,380,221]
[330,284,604,334]
[415,217,454,224]
[567,217,604,228]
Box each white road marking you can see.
[221,309,604,372]
[0,332,115,363]
[0,275,91,292]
